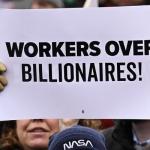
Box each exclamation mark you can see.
[139,62,142,81]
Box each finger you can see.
[0,82,4,91]
[0,76,8,86]
[0,63,7,73]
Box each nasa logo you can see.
[63,139,93,150]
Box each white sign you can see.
[0,7,150,120]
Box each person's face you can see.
[111,0,144,5]
[16,119,59,150]
[32,1,57,9]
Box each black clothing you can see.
[103,120,136,150]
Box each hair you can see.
[0,121,23,150]
[35,0,59,8]
[78,119,103,131]
[33,0,64,8]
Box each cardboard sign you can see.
[0,7,150,120]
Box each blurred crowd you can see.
[0,0,85,9]
[100,0,150,6]
[0,0,150,9]
[0,119,150,150]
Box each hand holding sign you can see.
[0,62,7,91]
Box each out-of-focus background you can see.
[0,0,149,9]
[0,0,85,9]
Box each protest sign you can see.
[0,7,150,120]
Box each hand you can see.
[0,63,7,91]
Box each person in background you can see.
[63,0,85,8]
[78,119,114,131]
[100,0,149,6]
[0,119,59,150]
[0,0,16,8]
[48,125,107,150]
[103,120,150,150]
[0,0,31,9]
[59,119,79,130]
[0,0,64,9]
[31,0,64,9]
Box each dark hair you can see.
[100,0,149,7]
[0,121,22,150]
[145,0,150,4]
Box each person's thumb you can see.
[0,63,7,91]
[0,63,6,73]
